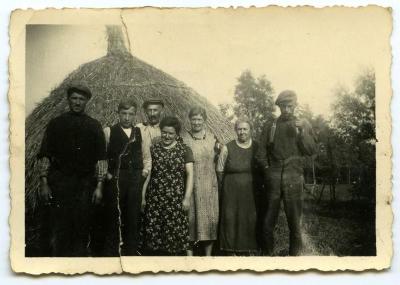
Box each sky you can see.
[25,7,386,118]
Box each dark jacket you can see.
[38,112,106,175]
[255,116,317,170]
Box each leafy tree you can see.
[331,69,375,146]
[296,103,314,123]
[330,69,376,199]
[230,70,275,138]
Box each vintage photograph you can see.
[10,6,392,273]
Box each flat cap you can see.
[66,84,92,99]
[275,90,297,106]
[142,98,164,109]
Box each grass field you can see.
[26,184,376,257]
[272,184,376,256]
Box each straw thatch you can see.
[25,26,235,213]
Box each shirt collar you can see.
[235,138,252,149]
[145,122,160,128]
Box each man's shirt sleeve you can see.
[95,122,108,182]
[36,120,54,176]
[96,160,108,182]
[95,122,107,161]
[37,120,54,160]
[255,123,270,169]
[140,128,152,175]
[37,157,50,177]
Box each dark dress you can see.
[142,138,194,254]
[219,140,259,253]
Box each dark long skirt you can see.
[219,172,258,253]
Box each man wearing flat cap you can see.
[37,84,107,257]
[256,90,316,256]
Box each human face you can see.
[279,102,296,119]
[161,126,178,147]
[236,122,251,143]
[145,104,163,125]
[118,107,136,128]
[68,92,88,114]
[190,114,205,133]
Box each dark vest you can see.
[107,125,143,174]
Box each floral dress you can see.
[142,138,194,254]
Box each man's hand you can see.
[295,119,305,134]
[39,178,52,203]
[92,183,103,205]
[295,119,303,129]
[182,197,190,212]
[142,169,149,178]
[106,172,113,181]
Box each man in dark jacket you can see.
[256,90,316,256]
[37,84,107,257]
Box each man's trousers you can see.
[262,164,304,256]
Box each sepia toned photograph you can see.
[9,6,392,274]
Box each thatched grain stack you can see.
[25,26,235,213]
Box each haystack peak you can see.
[106,26,129,56]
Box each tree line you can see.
[219,69,376,201]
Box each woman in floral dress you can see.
[141,116,194,255]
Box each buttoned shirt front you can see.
[136,122,162,146]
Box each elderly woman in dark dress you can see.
[141,116,194,255]
[217,117,260,255]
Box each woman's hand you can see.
[141,198,146,213]
[182,197,190,212]
[142,169,149,178]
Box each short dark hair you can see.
[160,116,181,135]
[118,99,137,112]
[188,106,207,120]
[67,84,92,99]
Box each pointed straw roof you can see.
[25,26,235,211]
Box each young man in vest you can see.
[256,90,317,256]
[102,99,151,256]
[37,84,107,257]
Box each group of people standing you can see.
[37,84,316,257]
